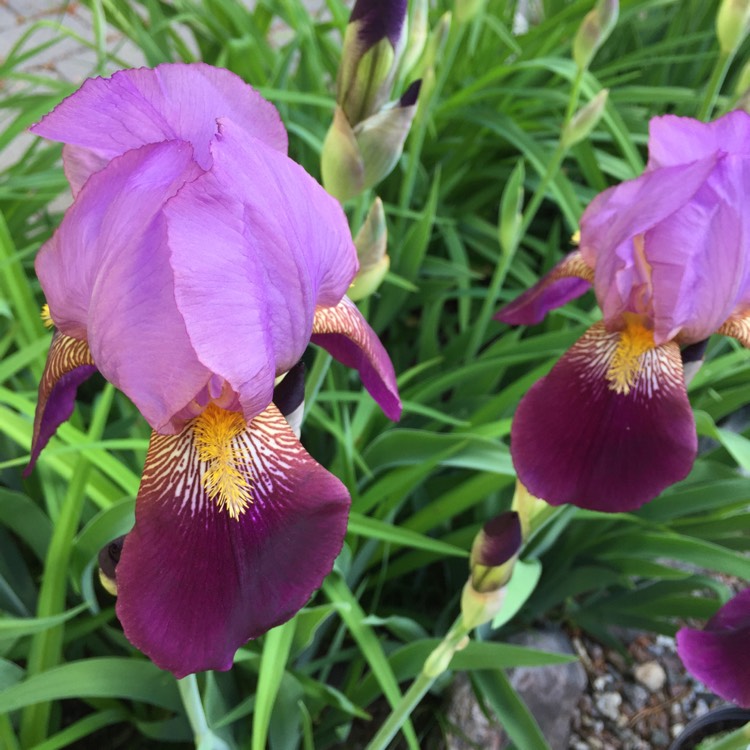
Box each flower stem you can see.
[177,674,230,750]
[364,617,470,750]
[698,50,732,121]
[19,384,115,748]
[696,721,750,750]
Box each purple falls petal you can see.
[25,331,96,475]
[36,140,212,433]
[676,589,750,708]
[115,403,350,678]
[32,63,287,194]
[647,111,750,171]
[511,323,697,512]
[495,250,594,326]
[311,296,402,421]
[165,119,357,424]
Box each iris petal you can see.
[676,589,750,708]
[36,140,212,433]
[718,311,750,347]
[164,119,357,424]
[511,323,696,511]
[494,250,593,326]
[115,403,350,678]
[311,296,402,421]
[25,331,96,474]
[32,63,287,194]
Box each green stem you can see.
[365,617,470,750]
[697,721,750,750]
[178,674,230,750]
[0,714,20,750]
[19,385,115,748]
[698,50,732,121]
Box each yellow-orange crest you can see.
[193,403,252,520]
[606,316,655,395]
[41,304,54,329]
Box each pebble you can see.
[596,692,622,721]
[672,723,685,738]
[634,661,667,692]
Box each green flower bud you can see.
[321,106,366,203]
[338,0,408,125]
[717,0,750,54]
[400,0,429,82]
[455,0,487,24]
[349,198,389,301]
[561,89,609,148]
[573,0,619,71]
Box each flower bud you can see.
[573,0,619,71]
[356,80,421,191]
[400,0,429,82]
[717,0,750,54]
[461,512,522,630]
[338,0,408,125]
[322,81,421,203]
[468,511,522,593]
[455,0,487,24]
[350,198,389,301]
[511,481,553,539]
[561,89,609,148]
[98,536,125,596]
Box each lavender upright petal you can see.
[164,119,357,424]
[32,64,287,194]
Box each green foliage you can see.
[0,0,748,748]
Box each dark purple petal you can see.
[32,63,287,194]
[311,297,401,421]
[25,331,96,475]
[350,0,407,49]
[647,111,750,171]
[511,323,697,512]
[36,140,212,433]
[164,119,357,424]
[115,403,350,678]
[473,512,522,567]
[676,589,750,708]
[495,250,593,326]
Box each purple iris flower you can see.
[676,588,750,707]
[496,111,750,512]
[27,63,401,677]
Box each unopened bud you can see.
[400,0,429,82]
[511,481,553,539]
[562,89,609,148]
[413,12,451,79]
[321,106,366,203]
[338,0,408,125]
[355,80,421,193]
[468,511,522,593]
[350,198,389,301]
[455,0,487,24]
[717,0,750,54]
[573,0,619,71]
[98,536,126,596]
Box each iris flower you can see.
[27,63,401,677]
[496,111,750,512]
[676,588,750,708]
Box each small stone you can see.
[593,675,611,691]
[695,699,709,717]
[596,692,622,721]
[634,661,667,692]
[672,723,685,738]
[623,683,649,710]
